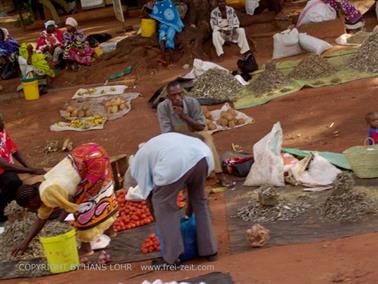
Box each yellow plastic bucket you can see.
[22,79,39,101]
[141,18,156,37]
[39,229,80,274]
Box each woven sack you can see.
[343,138,378,178]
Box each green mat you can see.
[282,147,351,170]
[234,49,378,110]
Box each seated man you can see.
[36,20,64,68]
[149,0,184,65]
[210,0,250,57]
[0,113,44,221]
[156,80,227,185]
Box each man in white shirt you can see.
[131,133,218,268]
[210,0,250,56]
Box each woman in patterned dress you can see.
[12,143,119,256]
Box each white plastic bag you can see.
[246,0,260,15]
[125,185,146,201]
[123,155,137,189]
[288,153,341,187]
[299,33,332,55]
[272,29,302,59]
[281,28,300,46]
[244,122,285,186]
[297,0,337,27]
[182,59,228,79]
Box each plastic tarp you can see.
[282,147,351,170]
[234,49,378,109]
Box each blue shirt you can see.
[131,133,214,198]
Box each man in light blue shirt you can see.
[131,132,218,268]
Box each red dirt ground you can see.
[1,7,378,284]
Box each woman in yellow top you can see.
[12,143,118,256]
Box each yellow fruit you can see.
[119,103,126,110]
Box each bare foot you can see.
[104,227,117,238]
[79,242,94,256]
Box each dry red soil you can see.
[1,8,378,284]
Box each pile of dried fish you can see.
[0,202,72,261]
[257,186,279,206]
[189,68,242,101]
[3,200,26,221]
[347,31,371,44]
[321,173,377,222]
[40,221,72,238]
[236,197,311,223]
[289,54,337,80]
[248,61,288,96]
[349,30,378,73]
[0,211,43,261]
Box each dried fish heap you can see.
[349,30,378,73]
[189,68,242,101]
[289,54,337,80]
[321,173,377,222]
[40,221,72,237]
[248,61,288,96]
[0,203,43,261]
[237,195,311,223]
[257,186,279,206]
[0,201,72,261]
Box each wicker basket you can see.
[343,138,378,178]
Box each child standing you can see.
[366,112,378,145]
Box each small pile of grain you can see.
[289,54,337,80]
[349,30,378,73]
[248,61,288,96]
[321,173,377,222]
[189,68,242,101]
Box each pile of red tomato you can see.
[113,189,154,232]
[113,189,187,233]
[140,233,160,254]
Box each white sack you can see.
[296,0,337,27]
[244,122,285,187]
[246,0,260,15]
[272,29,302,59]
[299,33,332,54]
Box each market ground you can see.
[1,7,378,284]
